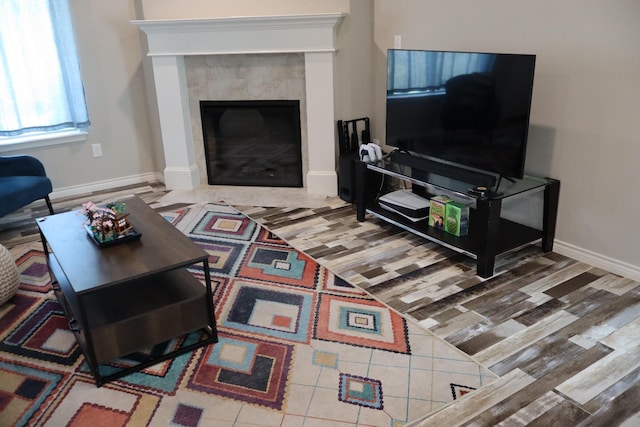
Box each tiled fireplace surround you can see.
[133,14,344,195]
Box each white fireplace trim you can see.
[132,14,345,194]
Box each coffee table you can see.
[36,196,218,386]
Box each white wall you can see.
[334,0,374,123]
[372,0,640,279]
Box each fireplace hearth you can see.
[200,100,303,187]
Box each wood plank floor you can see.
[239,204,640,426]
[2,182,639,426]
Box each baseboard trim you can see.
[50,172,164,199]
[554,239,640,282]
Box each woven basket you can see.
[0,243,19,305]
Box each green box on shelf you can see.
[445,201,469,236]
[428,195,451,229]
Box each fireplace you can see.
[200,100,303,187]
[132,14,344,194]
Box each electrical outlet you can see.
[92,143,103,158]
[394,35,402,49]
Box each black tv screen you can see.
[385,49,536,180]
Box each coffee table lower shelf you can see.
[48,254,217,386]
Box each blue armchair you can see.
[0,155,54,217]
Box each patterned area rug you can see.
[0,203,496,426]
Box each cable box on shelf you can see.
[378,190,430,220]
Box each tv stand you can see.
[355,156,560,278]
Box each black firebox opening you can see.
[200,100,303,187]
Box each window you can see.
[387,50,496,95]
[0,0,89,145]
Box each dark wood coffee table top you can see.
[37,196,206,294]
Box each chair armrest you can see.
[0,155,47,177]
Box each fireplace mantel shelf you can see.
[132,14,345,56]
[131,14,344,32]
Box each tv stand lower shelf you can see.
[355,159,560,278]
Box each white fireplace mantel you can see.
[132,14,345,194]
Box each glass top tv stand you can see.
[355,155,560,278]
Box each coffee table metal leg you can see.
[77,296,103,385]
[202,259,218,340]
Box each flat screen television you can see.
[385,49,536,182]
